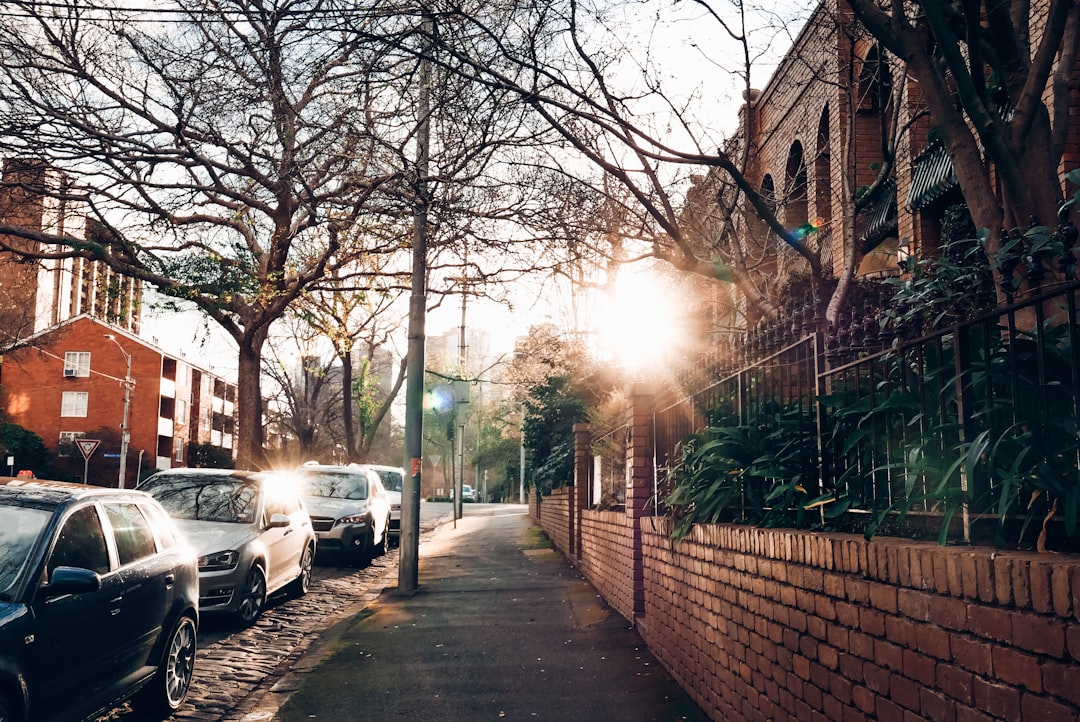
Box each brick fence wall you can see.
[535,487,571,555]
[531,505,1080,721]
[578,510,637,622]
[641,517,1080,721]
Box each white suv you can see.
[369,465,404,542]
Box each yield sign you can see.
[76,439,101,460]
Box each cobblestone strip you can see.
[174,548,399,716]
[185,551,400,722]
[97,516,450,722]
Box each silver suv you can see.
[138,468,316,626]
[294,464,391,565]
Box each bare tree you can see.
[0,1,415,467]
[845,0,1080,295]
[296,261,409,463]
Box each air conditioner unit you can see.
[63,368,76,377]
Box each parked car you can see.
[293,464,391,565]
[0,478,199,722]
[368,464,404,542]
[138,468,316,626]
[462,484,477,502]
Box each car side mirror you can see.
[268,513,291,528]
[43,566,101,597]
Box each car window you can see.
[140,501,178,549]
[104,503,158,566]
[0,504,52,598]
[48,506,111,579]
[374,469,403,492]
[299,471,368,500]
[141,475,259,523]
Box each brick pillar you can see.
[625,383,654,619]
[572,422,591,557]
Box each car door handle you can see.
[110,596,123,616]
[164,573,175,588]
[283,528,293,536]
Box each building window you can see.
[64,351,91,377]
[58,431,86,457]
[176,397,187,423]
[61,391,89,417]
[173,437,184,462]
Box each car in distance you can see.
[0,478,199,722]
[462,484,477,502]
[138,468,316,627]
[294,464,391,565]
[368,464,404,542]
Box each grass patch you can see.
[522,525,553,550]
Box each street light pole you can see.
[105,334,133,489]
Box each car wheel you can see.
[287,544,314,597]
[235,565,267,626]
[136,614,197,715]
[349,526,376,567]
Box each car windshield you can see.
[0,504,52,598]
[140,475,259,523]
[299,471,368,500]
[374,469,403,492]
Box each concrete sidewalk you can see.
[269,508,706,721]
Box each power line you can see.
[0,1,403,23]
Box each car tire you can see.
[349,526,375,567]
[235,565,267,626]
[287,544,314,597]
[136,614,197,715]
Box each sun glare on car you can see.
[596,265,685,373]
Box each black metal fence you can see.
[637,281,1080,547]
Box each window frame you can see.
[60,391,89,418]
[63,351,91,378]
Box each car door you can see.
[262,493,303,592]
[102,501,174,686]
[24,503,122,721]
[367,472,389,542]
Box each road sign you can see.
[103,453,121,459]
[76,439,101,460]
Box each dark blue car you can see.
[0,479,199,722]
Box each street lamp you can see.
[104,334,133,489]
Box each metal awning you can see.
[907,138,958,210]
[857,177,897,251]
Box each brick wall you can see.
[578,510,637,622]
[638,516,1080,722]
[536,487,572,556]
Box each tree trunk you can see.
[341,347,356,462]
[234,329,269,470]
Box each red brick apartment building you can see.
[1,314,237,486]
[0,158,238,485]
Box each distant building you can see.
[1,315,236,486]
[0,159,142,336]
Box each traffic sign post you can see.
[77,439,100,484]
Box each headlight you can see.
[337,514,369,526]
[199,550,240,571]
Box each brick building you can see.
[0,158,142,337]
[1,314,236,486]
[693,0,1080,342]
